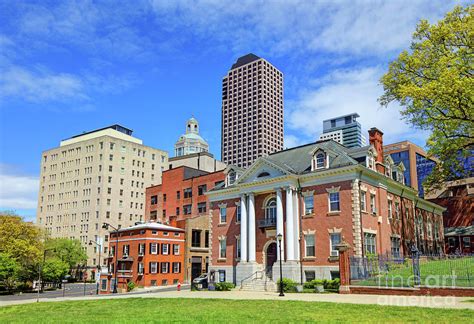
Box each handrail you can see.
[240,270,263,288]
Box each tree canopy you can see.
[379,5,473,190]
[45,238,87,269]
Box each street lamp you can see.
[102,222,119,293]
[89,240,102,294]
[277,233,284,297]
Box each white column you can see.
[276,188,285,260]
[293,190,300,261]
[240,195,248,262]
[248,193,256,262]
[285,187,295,261]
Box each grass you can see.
[354,256,474,287]
[0,298,473,323]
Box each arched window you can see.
[265,198,277,221]
[316,153,325,169]
[257,171,270,178]
[227,171,236,185]
[367,152,375,170]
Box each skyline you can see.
[0,1,465,220]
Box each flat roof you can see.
[68,124,133,140]
[323,113,360,123]
[114,222,184,233]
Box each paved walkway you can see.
[1,289,473,310]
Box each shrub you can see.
[127,281,136,292]
[215,282,235,291]
[277,278,298,293]
[303,279,340,291]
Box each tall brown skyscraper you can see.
[221,54,284,168]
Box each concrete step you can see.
[240,279,277,292]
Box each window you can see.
[176,207,180,216]
[192,230,201,247]
[176,191,180,199]
[163,194,167,202]
[184,188,192,198]
[391,237,401,257]
[161,262,169,273]
[369,194,376,214]
[138,243,145,256]
[329,192,340,212]
[172,262,181,273]
[236,205,241,223]
[228,171,237,184]
[151,195,157,205]
[360,191,366,211]
[149,262,158,274]
[304,195,314,215]
[162,243,169,255]
[150,243,158,255]
[364,233,376,255]
[205,231,209,248]
[138,262,144,274]
[463,237,471,249]
[183,204,192,215]
[265,198,276,221]
[330,233,341,257]
[198,185,207,195]
[236,237,241,259]
[395,202,400,219]
[219,238,227,258]
[219,207,227,223]
[316,153,325,169]
[448,237,456,248]
[257,171,270,178]
[388,200,393,219]
[173,244,180,255]
[305,271,316,282]
[305,234,315,257]
[123,245,130,256]
[197,202,206,213]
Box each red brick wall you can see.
[145,167,225,223]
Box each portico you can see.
[236,186,301,283]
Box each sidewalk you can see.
[1,289,473,310]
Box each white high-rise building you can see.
[36,125,168,270]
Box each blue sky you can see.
[0,0,464,220]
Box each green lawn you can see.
[354,257,474,287]
[0,298,473,323]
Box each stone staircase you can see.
[239,271,277,292]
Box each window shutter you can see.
[157,243,160,255]
[178,262,181,273]
[148,262,152,273]
[157,262,160,273]
[149,243,152,254]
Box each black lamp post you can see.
[277,233,284,297]
[89,240,102,294]
[102,222,119,293]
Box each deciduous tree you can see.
[379,5,473,190]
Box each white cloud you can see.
[287,66,429,146]
[0,166,39,210]
[0,66,86,103]
[149,0,459,57]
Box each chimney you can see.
[368,127,385,173]
[169,215,178,228]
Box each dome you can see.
[174,116,209,157]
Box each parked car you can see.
[192,274,208,290]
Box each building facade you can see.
[36,125,168,271]
[174,117,209,157]
[100,222,185,293]
[319,113,366,148]
[426,177,474,254]
[221,53,284,168]
[207,128,444,286]
[384,141,437,198]
[145,166,226,281]
[168,152,226,173]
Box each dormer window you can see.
[227,170,237,186]
[367,152,375,170]
[316,153,325,169]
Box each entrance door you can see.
[191,261,202,281]
[265,242,277,280]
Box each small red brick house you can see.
[100,222,185,293]
[206,128,445,287]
